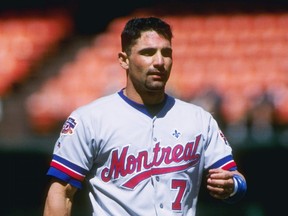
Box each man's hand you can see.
[206,168,236,200]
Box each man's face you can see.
[125,30,173,93]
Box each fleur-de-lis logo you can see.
[172,129,181,138]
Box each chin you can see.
[146,86,165,92]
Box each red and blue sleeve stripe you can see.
[210,155,237,171]
[47,154,88,189]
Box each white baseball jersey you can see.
[47,89,237,216]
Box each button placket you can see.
[151,117,165,213]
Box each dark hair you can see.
[121,17,173,55]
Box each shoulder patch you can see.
[219,130,230,146]
[61,117,77,135]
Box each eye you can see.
[162,48,172,58]
[140,48,156,56]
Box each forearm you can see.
[43,180,76,216]
[44,193,73,216]
[223,172,247,203]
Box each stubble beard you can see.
[144,77,167,92]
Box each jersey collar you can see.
[117,88,175,118]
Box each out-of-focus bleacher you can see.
[0,9,73,96]
[24,11,288,137]
[166,14,288,124]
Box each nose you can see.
[153,52,164,67]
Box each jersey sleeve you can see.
[204,114,237,171]
[46,110,95,189]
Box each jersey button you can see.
[156,176,160,181]
[160,203,163,208]
[153,137,157,142]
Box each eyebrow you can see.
[139,47,172,53]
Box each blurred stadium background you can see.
[0,0,287,215]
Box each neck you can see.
[123,88,165,105]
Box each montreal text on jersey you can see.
[101,134,202,189]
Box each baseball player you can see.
[43,17,247,216]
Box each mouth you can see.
[148,70,166,79]
[149,74,165,81]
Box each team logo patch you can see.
[219,130,229,146]
[61,117,77,135]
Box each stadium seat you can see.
[25,12,288,132]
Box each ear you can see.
[118,52,129,70]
